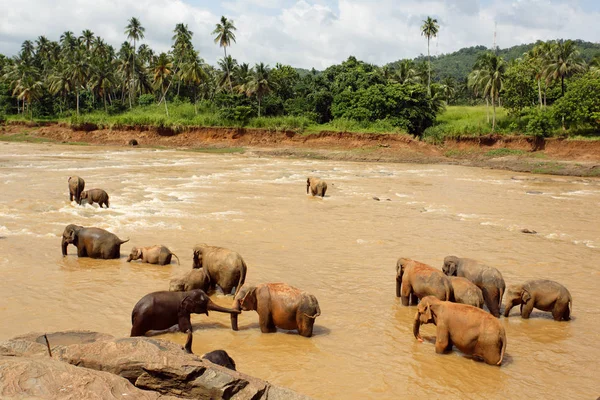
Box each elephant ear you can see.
[179,296,195,316]
[424,304,432,322]
[241,286,257,310]
[522,289,532,303]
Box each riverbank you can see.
[2,122,600,177]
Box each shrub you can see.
[525,108,553,137]
[219,106,254,126]
[138,94,155,106]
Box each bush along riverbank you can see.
[1,121,600,177]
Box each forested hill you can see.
[387,39,600,82]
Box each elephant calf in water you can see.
[80,189,110,208]
[449,276,484,308]
[307,176,327,197]
[414,296,507,366]
[182,332,237,371]
[127,245,180,266]
[231,283,321,337]
[193,244,247,296]
[503,280,572,321]
[68,176,85,205]
[130,289,240,336]
[170,268,210,292]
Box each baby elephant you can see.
[414,296,507,366]
[170,268,210,292]
[503,280,572,321]
[449,276,484,308]
[80,189,110,208]
[396,258,453,305]
[127,245,180,266]
[307,176,327,197]
[202,350,237,371]
[231,283,321,337]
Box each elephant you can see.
[449,276,484,308]
[170,268,210,292]
[127,245,180,266]
[443,256,506,317]
[201,350,237,371]
[192,244,247,296]
[396,258,453,306]
[68,176,85,205]
[80,189,110,208]
[503,280,572,321]
[130,289,241,337]
[61,224,129,259]
[307,177,327,197]
[414,296,507,366]
[231,283,321,337]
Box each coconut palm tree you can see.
[212,16,237,93]
[243,63,271,117]
[125,17,145,107]
[67,49,90,116]
[181,52,207,114]
[80,30,95,51]
[217,55,237,92]
[421,16,439,94]
[396,59,417,84]
[152,52,173,116]
[440,76,456,104]
[468,52,506,131]
[542,39,586,97]
[172,23,194,96]
[590,55,600,77]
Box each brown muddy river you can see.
[0,142,599,399]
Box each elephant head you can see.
[503,284,530,316]
[181,290,241,317]
[396,258,410,297]
[80,191,88,200]
[61,224,83,256]
[127,247,142,262]
[413,296,439,342]
[230,285,256,331]
[192,244,208,269]
[442,256,460,276]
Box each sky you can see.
[1,0,599,69]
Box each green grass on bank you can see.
[3,103,599,141]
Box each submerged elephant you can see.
[396,258,453,306]
[130,289,240,336]
[170,268,210,292]
[127,245,180,266]
[443,256,506,317]
[414,296,507,366]
[449,276,484,308]
[68,176,85,205]
[61,224,129,259]
[192,244,247,296]
[307,177,327,197]
[80,189,110,208]
[503,279,572,321]
[231,283,321,337]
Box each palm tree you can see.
[152,52,173,116]
[212,16,237,93]
[243,63,271,117]
[67,49,90,116]
[590,55,600,77]
[80,30,95,51]
[420,16,439,94]
[217,55,237,92]
[172,23,194,96]
[125,17,145,107]
[542,39,586,97]
[396,59,417,84]
[469,52,506,131]
[48,65,74,113]
[440,77,456,104]
[181,52,207,114]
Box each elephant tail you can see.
[119,238,130,245]
[233,260,247,298]
[497,331,507,366]
[172,252,180,265]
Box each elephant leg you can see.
[552,302,569,321]
[521,300,534,319]
[178,315,192,333]
[434,327,450,354]
[77,245,87,257]
[257,303,276,333]
[400,283,412,307]
[481,287,500,317]
[409,293,419,306]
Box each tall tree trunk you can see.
[492,94,496,132]
[163,88,169,117]
[486,97,490,123]
[130,39,136,109]
[225,47,233,93]
[561,75,565,97]
[76,89,80,116]
[543,82,547,107]
[103,91,107,113]
[194,87,197,115]
[537,79,542,109]
[258,96,261,117]
[427,37,431,95]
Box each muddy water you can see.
[0,142,599,398]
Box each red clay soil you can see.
[2,123,600,177]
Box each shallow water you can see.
[0,142,599,399]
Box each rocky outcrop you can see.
[0,331,311,400]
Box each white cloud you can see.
[0,0,599,69]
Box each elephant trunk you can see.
[413,311,423,342]
[230,299,241,331]
[61,239,68,256]
[207,299,241,315]
[184,331,193,354]
[396,279,401,298]
[306,183,309,194]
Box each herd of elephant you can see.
[397,256,573,365]
[62,176,327,369]
[64,174,572,368]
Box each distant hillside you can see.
[388,39,600,82]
